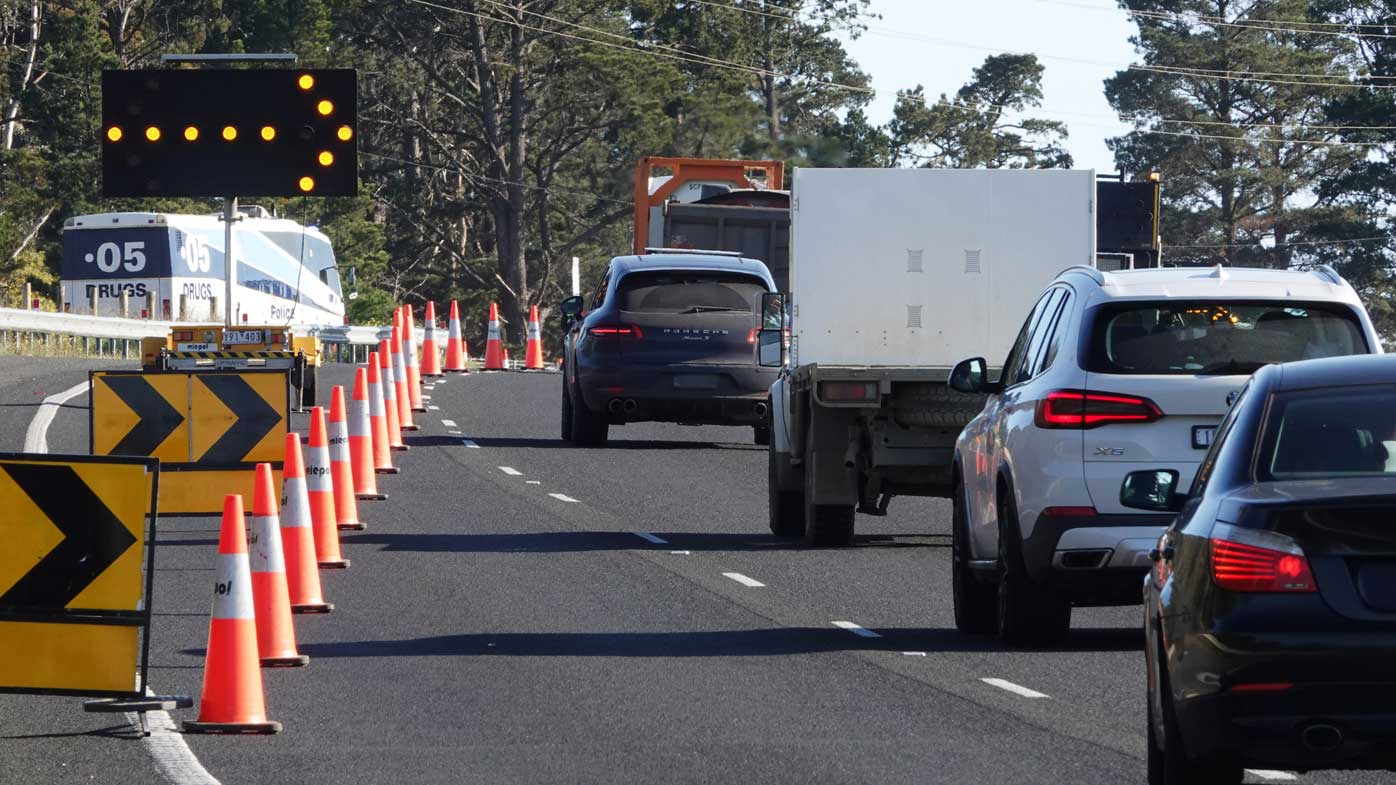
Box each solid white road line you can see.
[722,572,765,588]
[422,395,432,400]
[23,381,89,453]
[440,419,458,428]
[632,532,668,545]
[1246,771,1298,782]
[980,678,1050,699]
[27,385,219,784]
[427,405,440,411]
[498,466,523,476]
[549,493,579,503]
[832,621,882,638]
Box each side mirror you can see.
[760,292,786,330]
[559,295,584,323]
[757,292,787,368]
[949,357,1000,394]
[1120,470,1185,513]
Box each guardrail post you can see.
[179,294,189,320]
[56,284,65,313]
[145,292,156,320]
[23,283,32,310]
[89,288,99,316]
[119,290,130,318]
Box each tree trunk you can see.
[2,0,41,151]
[501,10,529,343]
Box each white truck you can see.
[758,168,1097,546]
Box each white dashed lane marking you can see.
[832,621,881,638]
[498,466,523,476]
[1246,771,1297,782]
[549,493,579,503]
[632,532,668,545]
[980,678,1050,699]
[441,419,457,428]
[722,572,765,588]
[526,480,541,485]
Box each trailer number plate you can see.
[224,330,265,345]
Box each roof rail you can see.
[1311,264,1344,286]
[641,247,744,257]
[1059,264,1106,285]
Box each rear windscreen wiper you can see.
[678,306,743,314]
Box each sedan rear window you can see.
[1262,388,1396,480]
[617,271,767,314]
[1089,301,1366,375]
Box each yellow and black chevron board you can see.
[90,369,289,514]
[0,454,158,697]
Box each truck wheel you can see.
[568,386,609,447]
[802,421,855,547]
[753,426,770,446]
[891,383,987,428]
[768,447,804,537]
[996,487,1071,647]
[952,476,997,635]
[560,376,575,442]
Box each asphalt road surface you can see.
[0,356,1386,784]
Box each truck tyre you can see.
[996,486,1071,647]
[568,385,609,447]
[952,475,997,635]
[768,448,804,537]
[891,384,986,428]
[803,422,855,547]
[560,377,575,442]
[753,426,771,446]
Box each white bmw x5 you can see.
[947,265,1382,646]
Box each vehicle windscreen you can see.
[1262,387,1396,480]
[1089,301,1366,375]
[617,270,767,314]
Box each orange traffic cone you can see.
[525,304,545,370]
[328,386,366,530]
[377,340,407,450]
[484,302,505,370]
[248,463,309,668]
[349,367,388,497]
[307,407,349,569]
[444,300,468,372]
[281,433,333,614]
[366,354,399,472]
[184,494,283,734]
[391,323,418,430]
[403,306,426,412]
[421,301,443,377]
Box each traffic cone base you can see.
[292,600,334,615]
[374,467,400,475]
[357,491,389,500]
[281,433,334,615]
[319,558,350,569]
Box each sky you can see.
[836,0,1139,173]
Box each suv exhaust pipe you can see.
[753,401,769,417]
[622,399,638,413]
[607,399,623,415]
[1300,723,1343,753]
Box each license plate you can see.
[673,374,719,390]
[176,342,215,352]
[1192,426,1217,449]
[224,329,265,345]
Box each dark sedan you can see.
[1124,353,1396,783]
[559,252,777,446]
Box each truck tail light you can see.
[1211,537,1316,593]
[174,330,194,341]
[1035,390,1163,429]
[820,381,878,402]
[588,324,643,339]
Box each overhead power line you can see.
[1036,0,1396,39]
[361,150,633,206]
[1166,234,1392,250]
[410,0,1394,146]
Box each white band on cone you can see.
[280,478,312,528]
[350,399,372,436]
[368,382,385,416]
[247,515,286,573]
[328,422,352,462]
[305,451,333,492]
[487,322,500,340]
[212,553,255,620]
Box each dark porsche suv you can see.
[559,251,777,446]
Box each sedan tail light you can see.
[587,324,643,339]
[1211,535,1317,593]
[1035,390,1163,429]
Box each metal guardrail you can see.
[0,306,173,359]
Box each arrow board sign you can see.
[91,370,289,464]
[0,454,158,698]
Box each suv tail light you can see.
[1035,390,1163,429]
[1211,533,1316,593]
[587,324,643,339]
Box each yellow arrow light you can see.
[106,126,124,143]
[144,126,161,142]
[222,125,238,142]
[298,74,315,91]
[316,99,334,117]
[298,176,315,192]
[260,126,277,142]
[183,126,200,142]
[318,151,334,167]
[336,125,353,142]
